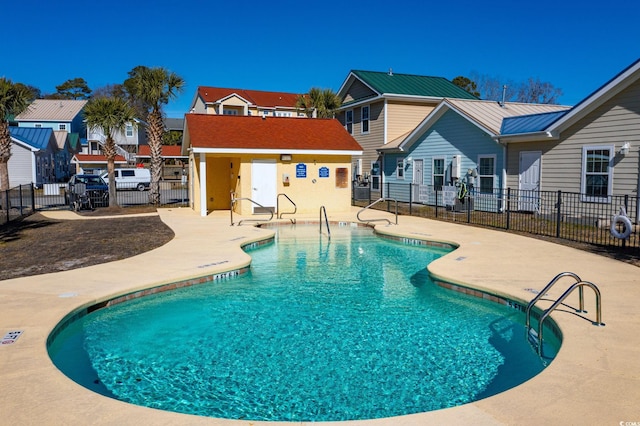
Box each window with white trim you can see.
[432,157,445,190]
[361,105,369,134]
[59,124,67,131]
[345,110,353,134]
[582,145,613,201]
[478,155,495,194]
[397,158,405,180]
[125,124,133,137]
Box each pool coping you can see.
[1,207,639,425]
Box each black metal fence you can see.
[1,182,190,226]
[353,182,639,248]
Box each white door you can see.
[518,151,541,211]
[251,160,277,213]
[412,159,423,202]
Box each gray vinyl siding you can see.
[338,101,385,176]
[343,79,376,103]
[506,78,640,196]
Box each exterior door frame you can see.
[518,151,541,212]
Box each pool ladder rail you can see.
[525,272,604,356]
[320,205,331,240]
[230,192,274,226]
[277,193,297,224]
[357,198,399,225]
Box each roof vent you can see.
[388,68,393,76]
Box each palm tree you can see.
[124,66,184,205]
[0,78,32,192]
[83,97,137,207]
[295,88,341,119]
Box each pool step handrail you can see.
[357,198,398,225]
[526,272,604,356]
[320,206,331,239]
[230,192,274,226]
[277,193,297,223]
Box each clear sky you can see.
[3,0,639,118]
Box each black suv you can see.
[65,175,110,208]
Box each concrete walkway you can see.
[0,207,638,425]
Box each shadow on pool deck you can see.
[0,206,638,425]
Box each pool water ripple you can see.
[49,225,556,421]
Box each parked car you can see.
[65,174,109,207]
[101,168,151,191]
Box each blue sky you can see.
[3,0,639,118]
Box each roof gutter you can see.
[494,131,559,144]
[190,148,363,156]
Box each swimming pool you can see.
[48,223,559,422]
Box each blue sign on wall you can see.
[296,163,307,178]
[319,167,330,178]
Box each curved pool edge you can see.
[1,207,639,425]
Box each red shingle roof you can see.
[73,154,127,163]
[185,114,363,152]
[197,87,300,108]
[137,145,185,157]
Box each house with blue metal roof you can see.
[8,127,59,187]
[378,99,569,212]
[335,69,478,193]
[497,57,640,221]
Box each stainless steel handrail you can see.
[277,193,297,223]
[356,198,398,225]
[526,272,604,356]
[525,272,581,330]
[534,281,603,355]
[230,192,274,226]
[320,206,331,239]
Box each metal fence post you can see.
[4,189,9,223]
[506,188,511,230]
[555,190,562,238]
[409,183,413,215]
[30,183,35,213]
[18,185,24,215]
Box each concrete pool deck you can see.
[0,207,638,425]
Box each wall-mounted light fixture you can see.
[280,154,292,162]
[620,142,630,156]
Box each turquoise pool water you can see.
[48,224,558,422]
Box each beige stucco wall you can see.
[191,153,354,216]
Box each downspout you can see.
[383,99,388,145]
[501,140,507,213]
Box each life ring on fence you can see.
[610,212,632,239]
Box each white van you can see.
[101,168,151,191]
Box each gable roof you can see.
[195,87,301,109]
[9,127,55,151]
[137,145,186,158]
[15,99,87,122]
[72,154,127,164]
[498,57,640,141]
[184,114,363,154]
[338,70,478,105]
[381,99,570,152]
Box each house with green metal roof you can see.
[335,69,477,193]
